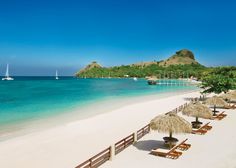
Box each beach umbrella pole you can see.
[169,132,173,148]
[195,116,199,123]
[213,105,216,116]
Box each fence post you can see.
[89,158,92,167]
[133,132,137,143]
[109,144,115,161]
[148,124,151,133]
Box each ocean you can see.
[0,77,197,137]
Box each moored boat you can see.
[147,80,157,85]
[146,76,157,85]
[2,64,14,81]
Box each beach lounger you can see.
[192,129,207,135]
[224,104,236,109]
[150,146,182,159]
[213,111,227,120]
[229,104,236,109]
[176,139,191,151]
[201,122,212,131]
[151,139,191,159]
[192,123,212,135]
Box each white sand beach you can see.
[102,107,236,168]
[0,91,235,168]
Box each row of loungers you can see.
[150,121,215,158]
[150,139,191,159]
[192,111,227,136]
[150,122,214,159]
[150,109,228,159]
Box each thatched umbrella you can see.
[220,92,236,102]
[182,102,213,128]
[150,113,192,148]
[229,90,236,95]
[205,96,228,116]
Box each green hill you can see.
[75,49,205,78]
[131,49,199,67]
[159,49,199,66]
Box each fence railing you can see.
[75,147,111,168]
[137,124,150,140]
[115,134,135,155]
[75,102,189,168]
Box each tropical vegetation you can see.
[76,63,206,79]
[201,67,236,94]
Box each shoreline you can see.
[0,91,201,168]
[0,87,199,141]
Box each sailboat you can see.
[2,64,14,81]
[55,70,59,80]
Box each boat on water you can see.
[147,80,157,85]
[146,76,157,85]
[133,77,138,81]
[55,70,59,80]
[2,64,14,81]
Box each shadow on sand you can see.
[133,140,168,151]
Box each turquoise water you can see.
[0,77,197,127]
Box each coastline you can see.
[0,87,199,141]
[0,90,201,168]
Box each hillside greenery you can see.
[75,61,236,94]
[75,63,207,79]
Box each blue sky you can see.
[0,0,236,76]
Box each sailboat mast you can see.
[2,64,14,80]
[55,70,59,80]
[6,64,9,77]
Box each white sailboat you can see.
[55,70,59,80]
[2,64,14,81]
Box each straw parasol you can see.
[205,96,228,115]
[182,102,213,128]
[220,92,236,102]
[150,113,192,148]
[229,90,236,95]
